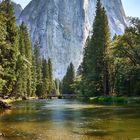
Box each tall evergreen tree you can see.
[16,22,33,97]
[42,59,49,97]
[0,0,18,97]
[33,41,43,97]
[81,0,110,96]
[62,63,75,95]
[0,13,6,95]
[22,23,33,97]
[48,58,54,94]
[31,53,37,97]
[34,41,42,82]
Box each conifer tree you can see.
[0,13,6,94]
[0,0,18,97]
[48,58,54,94]
[31,54,37,97]
[81,0,110,96]
[42,59,49,97]
[16,22,33,97]
[22,23,33,97]
[33,41,43,97]
[54,79,61,95]
[62,63,75,94]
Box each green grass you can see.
[89,96,140,104]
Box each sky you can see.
[12,0,140,18]
[122,0,140,18]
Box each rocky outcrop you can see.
[17,0,127,79]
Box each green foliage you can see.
[110,18,140,96]
[90,96,128,104]
[0,13,6,94]
[81,0,110,96]
[33,41,42,97]
[48,58,54,94]
[62,63,75,94]
[16,22,33,98]
[54,79,61,96]
[0,1,54,99]
[71,75,82,96]
[76,1,140,98]
[0,0,18,97]
[41,59,49,97]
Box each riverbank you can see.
[0,97,38,109]
[0,100,11,109]
[87,96,140,104]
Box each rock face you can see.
[17,0,127,79]
[12,2,22,20]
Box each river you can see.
[0,99,140,140]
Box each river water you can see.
[0,99,140,140]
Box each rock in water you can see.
[17,0,127,79]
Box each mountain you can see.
[12,2,22,20]
[17,0,127,79]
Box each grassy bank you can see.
[88,96,140,104]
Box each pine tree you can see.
[22,23,33,97]
[16,22,33,98]
[42,59,49,97]
[33,41,43,97]
[0,0,18,97]
[48,58,54,94]
[81,0,111,96]
[34,41,42,82]
[0,13,6,95]
[31,54,37,97]
[62,63,75,95]
[54,79,61,96]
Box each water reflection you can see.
[0,99,140,140]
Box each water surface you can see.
[0,99,140,140]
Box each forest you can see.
[64,1,140,100]
[0,0,140,103]
[0,0,56,100]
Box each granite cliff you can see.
[16,0,127,79]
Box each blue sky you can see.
[122,0,140,18]
[13,0,140,18]
[13,0,30,8]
